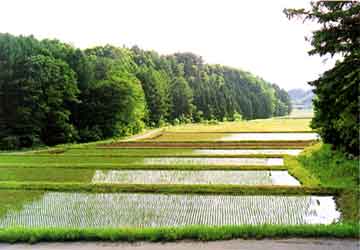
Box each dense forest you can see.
[0,33,291,149]
[285,1,359,156]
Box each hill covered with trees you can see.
[288,88,314,109]
[0,33,291,149]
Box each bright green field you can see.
[0,118,358,242]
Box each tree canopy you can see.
[0,33,292,149]
[285,1,360,156]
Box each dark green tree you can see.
[170,76,194,120]
[285,1,360,155]
[0,55,79,147]
[136,66,169,126]
[0,33,293,149]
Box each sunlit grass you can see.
[149,132,318,141]
[0,190,44,218]
[297,143,359,222]
[166,118,312,133]
[0,168,95,183]
[0,224,358,243]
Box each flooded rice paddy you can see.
[92,170,301,186]
[192,149,303,156]
[143,157,284,166]
[0,192,340,228]
[220,133,319,141]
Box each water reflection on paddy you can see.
[92,170,300,186]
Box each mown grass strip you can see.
[0,182,342,195]
[0,224,358,243]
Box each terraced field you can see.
[0,118,355,242]
[0,192,339,228]
[91,170,300,185]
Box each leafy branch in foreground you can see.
[284,1,360,156]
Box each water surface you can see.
[143,157,284,166]
[220,133,319,141]
[193,149,302,156]
[92,170,300,186]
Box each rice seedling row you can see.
[0,192,340,228]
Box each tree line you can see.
[0,33,291,149]
[285,1,359,156]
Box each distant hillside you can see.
[288,89,314,109]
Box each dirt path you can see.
[0,238,358,250]
[121,128,164,141]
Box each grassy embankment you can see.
[0,224,357,243]
[297,143,359,223]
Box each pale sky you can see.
[0,0,336,90]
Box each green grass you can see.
[0,155,139,166]
[284,156,320,187]
[0,224,357,243]
[297,143,359,223]
[0,182,341,196]
[0,154,286,170]
[298,143,359,188]
[0,154,314,187]
[0,190,44,218]
[0,164,288,171]
[0,118,357,240]
[0,168,94,183]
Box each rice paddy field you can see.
[147,132,319,142]
[91,170,300,185]
[165,118,312,133]
[0,192,339,228]
[0,118,358,242]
